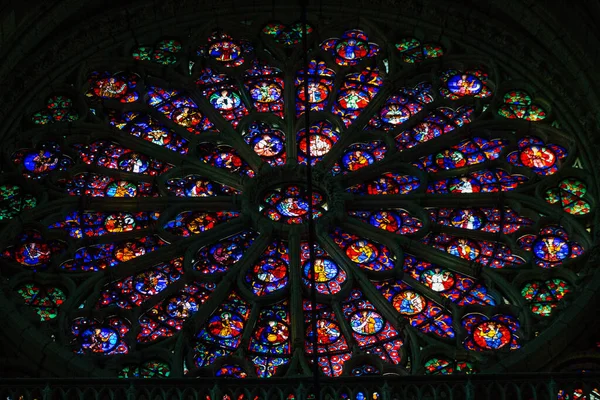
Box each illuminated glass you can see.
[0,23,592,380]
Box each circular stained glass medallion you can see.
[473,321,512,350]
[260,184,328,224]
[447,74,483,96]
[393,291,427,315]
[208,312,245,339]
[350,311,385,335]
[533,237,570,262]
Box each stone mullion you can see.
[316,230,392,351]
[69,123,247,189]
[188,86,264,172]
[344,195,420,212]
[23,197,82,222]
[321,105,526,175]
[480,268,530,313]
[142,101,201,145]
[480,269,536,345]
[103,219,248,280]
[400,274,460,317]
[68,227,157,246]
[27,192,238,223]
[287,230,305,363]
[184,231,271,336]
[345,191,559,213]
[316,80,396,172]
[323,62,344,116]
[187,85,240,140]
[173,231,271,377]
[77,195,239,212]
[333,154,426,191]
[131,272,189,316]
[430,225,526,247]
[340,216,478,278]
[237,304,261,372]
[63,273,104,315]
[404,323,427,374]
[306,230,357,356]
[284,60,299,165]
[414,192,522,209]
[232,76,254,115]
[330,302,360,354]
[68,122,190,167]
[169,161,249,191]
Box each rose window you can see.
[0,21,595,381]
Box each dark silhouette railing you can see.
[1,373,600,400]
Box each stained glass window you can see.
[521,278,571,317]
[263,22,313,46]
[396,38,444,63]
[296,60,335,116]
[0,22,593,380]
[196,68,249,127]
[12,141,73,179]
[31,95,79,124]
[498,90,547,121]
[132,38,182,65]
[118,361,171,378]
[439,69,492,100]
[545,178,591,215]
[242,121,286,166]
[0,185,37,220]
[321,30,380,66]
[198,31,253,68]
[462,314,520,351]
[424,358,476,375]
[16,283,66,321]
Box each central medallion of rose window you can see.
[260,184,328,224]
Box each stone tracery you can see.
[0,2,597,383]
